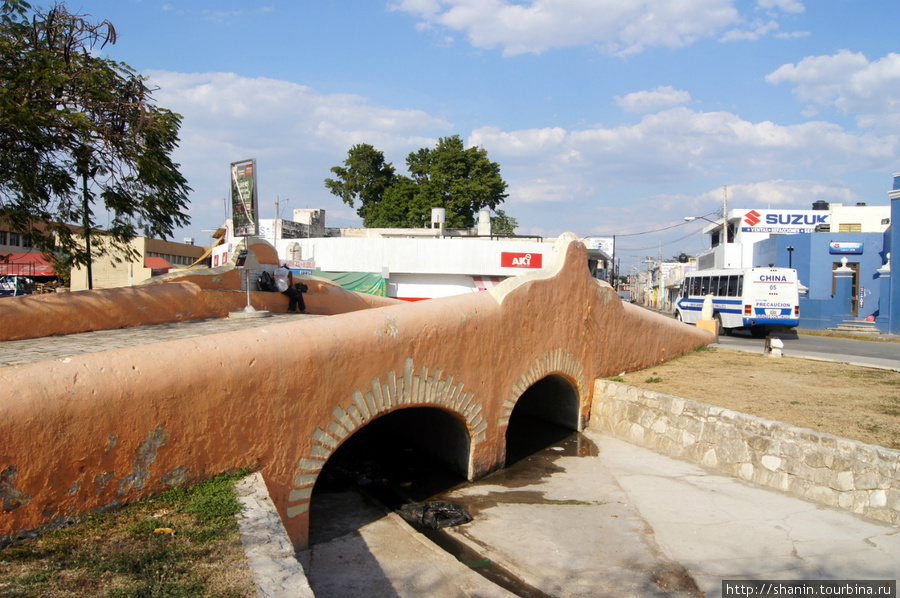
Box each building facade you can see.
[211,208,611,301]
[691,181,895,332]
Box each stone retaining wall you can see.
[590,380,900,525]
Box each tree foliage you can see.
[325,135,511,231]
[0,0,191,283]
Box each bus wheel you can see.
[675,310,683,322]
[714,313,731,336]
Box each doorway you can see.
[832,261,860,317]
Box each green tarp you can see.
[310,271,387,296]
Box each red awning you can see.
[145,256,171,273]
[0,253,55,276]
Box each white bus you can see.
[675,267,800,337]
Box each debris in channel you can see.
[398,501,473,529]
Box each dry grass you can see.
[613,347,900,450]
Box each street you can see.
[714,329,900,371]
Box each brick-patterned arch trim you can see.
[500,349,587,427]
[284,357,484,520]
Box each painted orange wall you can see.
[0,236,712,549]
[0,237,401,341]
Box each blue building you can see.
[753,174,897,333]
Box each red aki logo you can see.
[501,252,542,268]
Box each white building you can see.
[694,203,890,270]
[211,208,610,301]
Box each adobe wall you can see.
[0,235,713,549]
[0,236,401,341]
[591,380,900,525]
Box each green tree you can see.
[324,143,396,226]
[405,135,507,229]
[490,209,518,236]
[325,135,510,230]
[0,0,191,288]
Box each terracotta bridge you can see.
[0,234,711,549]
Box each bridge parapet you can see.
[0,234,712,549]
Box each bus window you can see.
[727,275,740,297]
[737,276,743,296]
[717,277,728,296]
[691,277,700,296]
[699,277,709,295]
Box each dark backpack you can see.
[258,271,276,292]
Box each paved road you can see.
[715,329,900,370]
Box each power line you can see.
[582,210,719,239]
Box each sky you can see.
[66,0,900,272]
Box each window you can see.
[717,277,728,296]
[8,232,19,246]
[0,231,6,245]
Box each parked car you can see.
[0,275,35,297]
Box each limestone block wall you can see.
[590,380,900,525]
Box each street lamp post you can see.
[787,245,794,269]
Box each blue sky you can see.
[72,0,900,270]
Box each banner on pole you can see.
[230,159,259,236]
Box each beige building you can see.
[69,236,209,291]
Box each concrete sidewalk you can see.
[295,430,900,597]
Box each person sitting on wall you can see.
[274,263,307,314]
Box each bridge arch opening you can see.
[505,374,581,466]
[309,406,471,545]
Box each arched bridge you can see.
[0,234,711,549]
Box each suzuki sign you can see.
[741,209,829,234]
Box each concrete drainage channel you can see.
[234,382,900,596]
[235,471,532,598]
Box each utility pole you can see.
[723,185,728,243]
[658,240,664,310]
[275,196,289,220]
[644,256,654,307]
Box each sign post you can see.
[228,160,270,319]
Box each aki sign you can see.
[501,252,542,268]
[231,159,259,236]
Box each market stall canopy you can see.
[145,256,171,274]
[0,253,55,276]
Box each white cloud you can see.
[143,71,452,230]
[390,0,742,56]
[766,51,900,130]
[473,107,897,206]
[719,18,780,42]
[615,86,691,113]
[140,69,896,244]
[722,180,859,208]
[756,0,804,15]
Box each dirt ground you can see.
[614,346,900,450]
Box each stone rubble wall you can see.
[590,379,900,525]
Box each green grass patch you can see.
[0,467,255,598]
